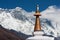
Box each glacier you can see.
[0,6,60,38]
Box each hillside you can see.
[0,25,23,40]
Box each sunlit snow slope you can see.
[0,6,60,37]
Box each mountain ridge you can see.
[0,6,60,38]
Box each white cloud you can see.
[41,6,60,37]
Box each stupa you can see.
[26,5,54,40]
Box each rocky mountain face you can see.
[0,25,24,40]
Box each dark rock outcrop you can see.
[0,25,23,40]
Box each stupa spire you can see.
[36,4,39,12]
[34,4,41,31]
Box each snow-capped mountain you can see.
[0,7,34,35]
[0,6,60,38]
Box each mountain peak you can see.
[15,7,23,11]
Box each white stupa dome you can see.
[26,31,54,40]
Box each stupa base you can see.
[26,31,54,40]
[26,36,54,40]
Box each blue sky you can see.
[0,0,60,12]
